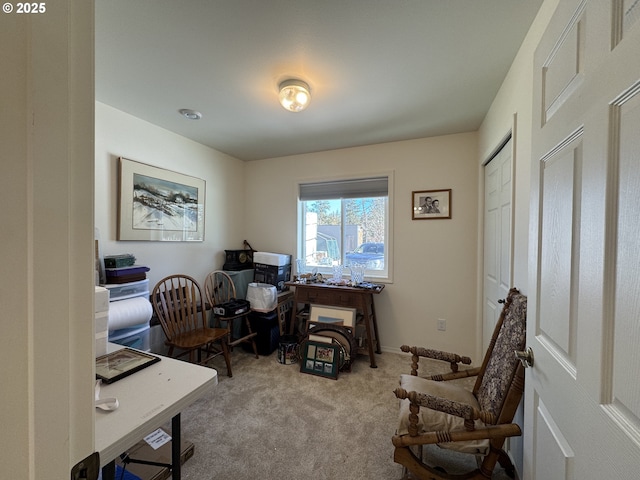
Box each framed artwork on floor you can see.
[300,340,341,380]
[309,304,356,328]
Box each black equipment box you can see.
[213,299,250,317]
[254,263,291,291]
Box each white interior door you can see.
[526,1,640,478]
[483,137,513,350]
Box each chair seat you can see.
[397,374,490,455]
[171,327,229,349]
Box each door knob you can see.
[514,347,534,368]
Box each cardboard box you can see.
[115,436,194,480]
[253,251,291,266]
[254,263,291,292]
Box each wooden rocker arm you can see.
[400,344,472,375]
[427,367,481,382]
[392,422,522,447]
[394,387,496,433]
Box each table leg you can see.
[369,295,382,354]
[288,294,298,335]
[172,413,181,479]
[360,296,378,368]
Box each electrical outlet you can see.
[437,318,446,331]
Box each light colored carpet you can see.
[177,348,516,479]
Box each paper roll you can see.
[108,296,153,331]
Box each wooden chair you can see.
[392,287,527,480]
[151,274,232,377]
[203,270,259,358]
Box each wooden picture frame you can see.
[309,304,356,328]
[95,348,161,384]
[118,157,205,241]
[300,340,341,380]
[412,189,452,220]
[305,322,355,372]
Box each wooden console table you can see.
[285,282,384,368]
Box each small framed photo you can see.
[309,305,357,328]
[300,340,341,380]
[96,348,161,384]
[412,189,452,220]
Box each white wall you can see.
[244,133,480,356]
[479,0,559,296]
[95,102,247,289]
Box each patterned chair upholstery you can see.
[393,288,527,479]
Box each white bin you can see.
[246,282,277,312]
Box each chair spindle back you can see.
[152,275,205,341]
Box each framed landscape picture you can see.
[118,157,205,241]
[412,189,452,220]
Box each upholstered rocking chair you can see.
[392,287,527,480]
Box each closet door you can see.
[483,136,513,350]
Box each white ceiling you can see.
[95,0,543,161]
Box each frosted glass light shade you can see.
[278,79,311,112]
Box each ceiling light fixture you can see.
[178,108,202,120]
[278,79,311,112]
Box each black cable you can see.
[118,453,129,480]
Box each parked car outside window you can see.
[345,242,385,269]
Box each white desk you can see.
[96,343,217,479]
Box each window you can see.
[297,175,391,281]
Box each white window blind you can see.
[299,177,388,201]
